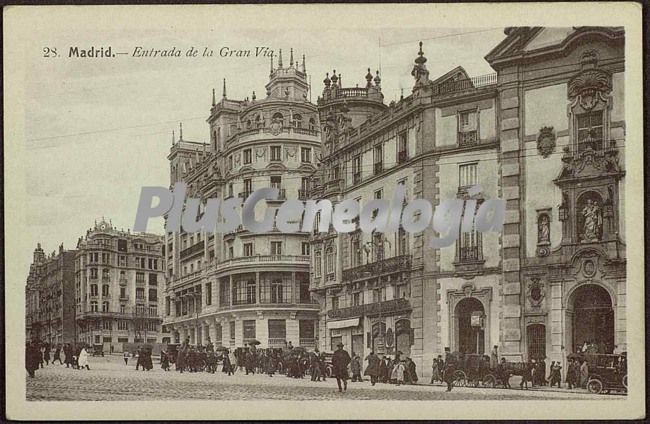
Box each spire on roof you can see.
[212,88,216,106]
[222,78,227,99]
[302,54,306,72]
[179,122,183,141]
[278,49,283,68]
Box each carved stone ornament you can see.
[537,126,556,158]
[568,68,612,111]
[270,117,283,136]
[255,147,266,159]
[527,278,545,308]
[285,146,297,159]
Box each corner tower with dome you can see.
[164,49,321,349]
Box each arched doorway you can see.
[454,297,485,354]
[569,284,614,353]
[395,319,411,357]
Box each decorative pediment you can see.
[555,145,622,182]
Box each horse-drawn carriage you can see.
[91,344,104,357]
[447,353,500,387]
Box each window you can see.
[120,287,126,299]
[314,251,322,277]
[136,272,145,283]
[372,231,384,261]
[90,268,98,279]
[243,179,252,199]
[352,291,363,306]
[102,319,111,330]
[243,149,252,164]
[270,175,282,190]
[268,319,286,340]
[293,114,303,128]
[351,234,362,267]
[373,287,386,303]
[326,247,335,275]
[271,241,282,256]
[398,132,408,163]
[149,274,157,286]
[301,147,311,163]
[299,281,311,303]
[459,163,478,189]
[120,304,126,314]
[243,320,256,341]
[243,243,254,257]
[165,297,171,315]
[102,301,109,312]
[332,164,341,180]
[458,110,478,146]
[397,227,409,255]
[205,282,212,305]
[102,284,109,297]
[577,111,604,152]
[228,183,234,197]
[299,320,315,341]
[90,301,98,312]
[232,277,256,305]
[394,283,409,299]
[118,256,126,267]
[309,118,316,131]
[301,242,310,256]
[136,288,145,300]
[149,305,157,316]
[374,144,383,174]
[118,239,127,252]
[458,199,483,263]
[353,155,361,184]
[220,280,231,306]
[270,146,282,161]
[149,288,157,302]
[331,296,339,311]
[270,280,284,303]
[118,321,128,330]
[90,284,98,296]
[228,245,234,259]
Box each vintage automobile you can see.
[583,353,627,394]
[91,344,104,357]
[447,352,499,387]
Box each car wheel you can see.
[482,374,497,388]
[587,378,603,394]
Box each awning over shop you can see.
[326,318,360,330]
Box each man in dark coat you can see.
[332,342,351,392]
[364,351,381,385]
[496,357,511,388]
[406,357,418,384]
[25,341,40,377]
[378,356,388,383]
[443,354,457,392]
[520,360,534,389]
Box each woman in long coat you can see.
[364,351,381,385]
[78,346,90,370]
[391,360,405,386]
[579,360,589,388]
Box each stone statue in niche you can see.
[538,213,550,244]
[582,199,603,241]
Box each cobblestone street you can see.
[25,356,620,401]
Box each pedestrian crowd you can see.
[25,340,91,377]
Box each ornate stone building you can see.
[74,219,165,350]
[163,49,320,349]
[311,27,625,376]
[25,243,77,345]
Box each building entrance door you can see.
[454,297,485,354]
[527,324,546,361]
[352,335,364,358]
[570,284,614,353]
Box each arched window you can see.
[246,119,252,129]
[293,114,303,128]
[256,115,263,128]
[272,112,284,125]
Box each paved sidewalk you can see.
[25,355,622,401]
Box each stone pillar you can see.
[549,280,564,364]
[498,78,524,360]
[286,312,299,346]
[256,272,261,304]
[616,278,626,351]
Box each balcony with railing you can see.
[216,255,310,273]
[458,131,478,147]
[268,338,287,348]
[433,73,497,96]
[180,241,204,259]
[299,338,316,349]
[323,179,344,196]
[267,188,286,202]
[327,297,412,320]
[342,254,412,282]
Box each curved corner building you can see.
[164,49,321,350]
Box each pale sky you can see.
[16,8,506,280]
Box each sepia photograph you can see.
[4,3,645,420]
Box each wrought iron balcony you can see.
[327,297,412,320]
[458,131,478,147]
[342,255,412,282]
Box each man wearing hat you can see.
[332,342,351,392]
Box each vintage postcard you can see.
[4,3,645,420]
